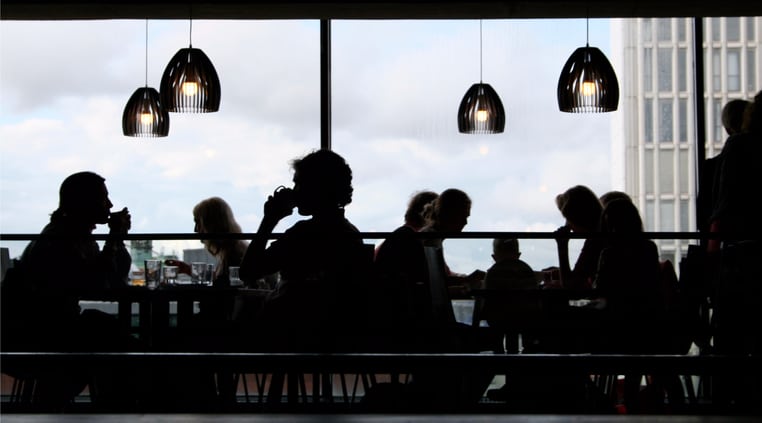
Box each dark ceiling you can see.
[1,0,761,20]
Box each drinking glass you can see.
[191,262,207,285]
[229,266,243,287]
[144,259,161,290]
[205,264,214,286]
[163,265,178,286]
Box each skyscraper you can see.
[611,17,760,264]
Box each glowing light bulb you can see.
[581,81,597,97]
[476,110,489,122]
[181,81,199,96]
[140,113,154,125]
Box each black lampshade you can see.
[557,45,619,113]
[457,83,505,134]
[122,87,170,137]
[160,47,221,113]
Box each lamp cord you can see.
[189,18,193,47]
[479,19,483,82]
[144,20,148,87]
[586,7,590,47]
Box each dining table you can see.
[469,286,601,353]
[80,284,272,349]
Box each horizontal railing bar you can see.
[0,231,743,241]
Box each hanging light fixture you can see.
[457,20,505,134]
[557,17,619,113]
[122,20,169,137]
[160,19,221,113]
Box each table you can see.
[81,286,271,348]
[469,288,599,353]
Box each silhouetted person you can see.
[591,198,667,413]
[480,238,540,354]
[709,91,762,411]
[553,185,604,290]
[239,149,367,352]
[419,188,485,296]
[168,196,249,323]
[1,171,140,410]
[697,99,750,238]
[592,199,663,353]
[175,197,249,402]
[374,190,439,330]
[599,190,632,207]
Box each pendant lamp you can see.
[122,20,169,137]
[160,19,221,113]
[458,20,505,134]
[557,18,619,113]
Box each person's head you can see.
[599,190,632,207]
[600,198,644,234]
[291,149,353,216]
[53,171,112,227]
[193,197,243,256]
[404,190,438,230]
[193,197,242,234]
[492,238,520,263]
[722,99,751,136]
[556,185,603,232]
[427,188,471,232]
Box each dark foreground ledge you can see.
[3,351,760,374]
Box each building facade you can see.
[611,17,761,264]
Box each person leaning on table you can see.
[1,171,143,410]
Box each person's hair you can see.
[404,190,438,229]
[292,149,353,207]
[493,238,519,256]
[426,188,471,227]
[193,197,243,257]
[556,185,603,231]
[599,190,632,207]
[600,198,644,233]
[52,171,106,221]
[722,99,750,136]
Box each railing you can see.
[1,231,757,415]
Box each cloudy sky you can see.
[0,18,617,273]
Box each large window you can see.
[1,17,760,274]
[1,18,617,274]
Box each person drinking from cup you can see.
[239,149,367,352]
[1,171,142,409]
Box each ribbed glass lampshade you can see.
[457,83,505,134]
[160,47,221,113]
[122,87,170,137]
[557,45,619,113]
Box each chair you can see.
[262,243,378,407]
[424,246,456,325]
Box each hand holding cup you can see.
[109,207,131,234]
[264,185,295,220]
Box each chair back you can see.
[424,246,456,325]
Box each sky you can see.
[0,18,617,273]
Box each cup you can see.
[145,259,161,289]
[229,266,243,287]
[191,262,207,285]
[163,265,178,285]
[130,267,146,287]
